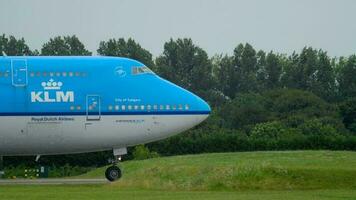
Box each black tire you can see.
[105,166,122,182]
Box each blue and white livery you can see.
[0,56,210,181]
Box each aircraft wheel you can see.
[105,165,122,182]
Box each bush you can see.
[132,145,160,160]
[298,119,338,136]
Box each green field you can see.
[1,186,356,200]
[1,151,356,199]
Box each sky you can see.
[0,0,356,57]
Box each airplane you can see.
[0,56,211,181]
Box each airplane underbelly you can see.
[0,114,208,156]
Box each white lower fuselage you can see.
[0,114,208,156]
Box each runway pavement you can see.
[0,178,108,185]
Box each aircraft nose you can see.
[187,94,210,127]
[196,95,211,115]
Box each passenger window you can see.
[178,104,183,110]
[115,105,119,110]
[77,106,81,110]
[108,105,113,111]
[121,105,126,110]
[128,105,132,110]
[141,105,145,110]
[185,104,190,110]
[166,105,170,110]
[134,105,139,110]
[153,105,158,110]
[160,105,164,110]
[172,105,176,110]
[147,105,151,110]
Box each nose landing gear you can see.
[105,164,122,182]
[105,148,127,182]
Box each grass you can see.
[81,150,356,191]
[2,151,356,199]
[0,186,356,200]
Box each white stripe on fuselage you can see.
[0,114,208,156]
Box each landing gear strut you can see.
[105,148,127,182]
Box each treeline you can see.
[1,34,356,167]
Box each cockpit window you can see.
[131,66,155,75]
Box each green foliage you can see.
[298,119,338,136]
[97,38,154,68]
[233,43,259,93]
[2,34,356,168]
[264,89,340,121]
[251,121,289,140]
[2,185,356,199]
[339,98,356,133]
[337,55,356,99]
[215,43,260,99]
[281,48,336,101]
[257,51,283,90]
[41,35,92,56]
[219,93,269,130]
[81,151,356,192]
[132,145,159,160]
[156,38,215,100]
[0,34,35,56]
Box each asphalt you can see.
[0,178,108,185]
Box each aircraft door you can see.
[86,95,101,121]
[11,59,28,87]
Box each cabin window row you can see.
[106,104,190,111]
[29,71,87,77]
[69,104,190,111]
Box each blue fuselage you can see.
[0,56,210,116]
[0,56,210,156]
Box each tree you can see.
[281,47,336,101]
[219,93,269,131]
[337,55,356,99]
[213,55,235,99]
[282,47,317,90]
[214,43,260,99]
[311,50,336,101]
[339,98,356,133]
[233,43,258,94]
[0,34,35,56]
[97,38,154,67]
[264,89,344,132]
[156,38,215,98]
[41,35,91,56]
[257,51,282,90]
